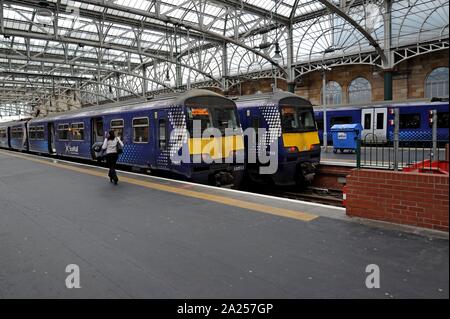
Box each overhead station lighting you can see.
[273,43,282,62]
[36,1,54,26]
[164,69,171,86]
[36,9,54,25]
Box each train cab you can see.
[236,91,321,186]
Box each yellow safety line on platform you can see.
[0,150,318,222]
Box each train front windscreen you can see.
[280,105,317,133]
[186,106,240,137]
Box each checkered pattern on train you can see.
[259,104,282,150]
[119,143,145,163]
[157,105,188,167]
[388,130,448,141]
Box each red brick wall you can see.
[312,164,353,191]
[344,169,449,232]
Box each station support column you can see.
[383,0,393,102]
[286,25,295,93]
[432,110,437,161]
[393,108,399,171]
[384,71,393,101]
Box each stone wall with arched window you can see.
[348,77,372,104]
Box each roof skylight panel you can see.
[168,8,185,19]
[209,19,225,30]
[294,1,324,17]
[203,3,222,16]
[4,8,24,22]
[30,39,47,47]
[4,20,15,29]
[247,0,274,10]
[107,9,121,16]
[183,11,199,23]
[12,37,25,44]
[277,4,292,17]
[58,18,74,29]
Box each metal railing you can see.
[356,139,449,171]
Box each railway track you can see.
[257,187,344,207]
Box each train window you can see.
[29,127,36,140]
[58,124,70,140]
[213,108,239,134]
[71,123,84,141]
[376,113,384,130]
[437,112,449,128]
[364,114,371,130]
[281,106,316,132]
[330,116,353,126]
[0,128,6,139]
[187,107,212,137]
[36,126,44,140]
[29,126,44,140]
[111,119,124,138]
[399,113,421,129]
[11,127,23,139]
[132,118,149,143]
[298,109,316,130]
[159,119,167,151]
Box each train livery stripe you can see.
[0,150,318,222]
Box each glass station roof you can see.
[0,0,448,113]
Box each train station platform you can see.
[0,149,448,298]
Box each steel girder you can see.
[0,0,448,111]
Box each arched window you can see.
[321,81,342,105]
[348,77,372,104]
[425,67,449,98]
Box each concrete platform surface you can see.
[0,149,448,299]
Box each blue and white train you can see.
[235,92,321,186]
[314,99,449,144]
[0,90,246,186]
[0,90,323,188]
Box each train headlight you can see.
[285,146,299,153]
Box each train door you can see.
[361,108,387,143]
[7,127,11,148]
[48,123,56,154]
[91,117,104,144]
[23,123,29,151]
[155,111,169,169]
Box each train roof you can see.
[232,91,311,107]
[0,118,30,128]
[29,89,229,124]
